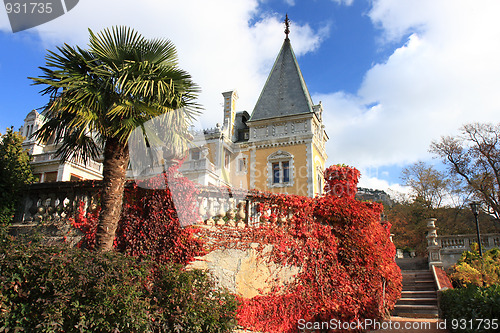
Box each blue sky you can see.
[2,0,500,195]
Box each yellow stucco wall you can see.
[252,144,309,196]
[312,144,326,196]
[229,150,250,189]
[206,142,217,166]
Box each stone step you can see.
[402,284,437,291]
[401,290,437,298]
[397,298,438,306]
[402,273,434,279]
[401,270,432,275]
[403,278,435,284]
[403,275,433,279]
[402,271,432,273]
[396,258,429,271]
[402,282,436,289]
[392,311,440,319]
[394,304,439,311]
[393,304,439,319]
[414,279,434,283]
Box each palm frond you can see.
[31,25,202,163]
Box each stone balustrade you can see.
[31,152,102,172]
[16,180,102,224]
[426,217,500,269]
[181,158,216,173]
[439,234,500,250]
[14,181,295,231]
[193,186,296,229]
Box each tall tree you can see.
[400,161,451,209]
[31,26,200,251]
[431,123,500,219]
[0,128,35,224]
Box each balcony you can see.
[31,152,102,172]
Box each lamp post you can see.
[469,201,483,257]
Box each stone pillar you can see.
[426,218,443,268]
[487,235,494,249]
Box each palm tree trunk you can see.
[95,137,129,252]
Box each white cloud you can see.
[318,0,500,178]
[358,172,410,198]
[0,0,327,129]
[331,0,354,6]
[5,0,500,193]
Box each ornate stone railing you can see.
[194,186,297,228]
[14,181,286,229]
[439,234,500,251]
[195,186,250,228]
[15,180,102,224]
[181,158,216,173]
[12,180,387,247]
[426,217,500,269]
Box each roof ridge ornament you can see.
[284,14,290,40]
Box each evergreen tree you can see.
[0,127,35,224]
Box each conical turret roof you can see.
[250,37,315,121]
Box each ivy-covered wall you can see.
[26,164,401,333]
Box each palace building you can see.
[180,18,328,197]
[20,109,103,183]
[22,17,328,197]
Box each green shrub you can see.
[0,243,238,332]
[150,266,240,332]
[440,284,500,333]
[0,128,36,226]
[0,244,151,332]
[0,221,12,253]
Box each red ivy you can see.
[71,164,204,265]
[323,164,361,199]
[70,163,401,333]
[198,166,401,333]
[70,201,100,249]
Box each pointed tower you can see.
[250,24,314,121]
[245,15,328,197]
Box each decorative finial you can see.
[284,14,290,40]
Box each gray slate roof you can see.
[250,38,315,121]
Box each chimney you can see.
[222,90,238,141]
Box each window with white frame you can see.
[237,156,247,173]
[267,150,294,187]
[272,161,290,184]
[224,148,231,169]
[317,169,323,195]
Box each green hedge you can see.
[0,243,239,332]
[440,284,500,333]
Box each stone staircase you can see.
[393,269,439,318]
[392,258,439,319]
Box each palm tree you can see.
[31,26,200,251]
